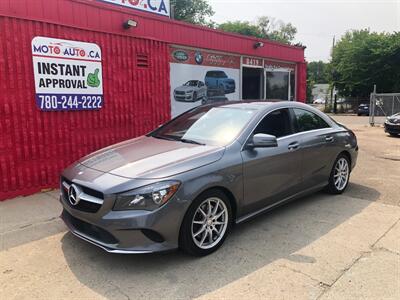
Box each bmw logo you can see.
[195,51,203,65]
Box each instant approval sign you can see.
[32,37,103,111]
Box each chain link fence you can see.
[369,92,400,126]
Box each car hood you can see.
[387,115,400,124]
[78,136,224,179]
[175,86,195,92]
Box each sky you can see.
[207,0,400,62]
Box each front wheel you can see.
[179,190,232,256]
[326,154,350,194]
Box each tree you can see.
[218,21,263,38]
[331,30,400,97]
[307,61,330,84]
[218,16,298,44]
[257,17,297,44]
[171,0,214,26]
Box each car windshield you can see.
[208,71,227,78]
[184,81,199,87]
[150,105,257,146]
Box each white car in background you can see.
[174,80,207,102]
[313,98,326,104]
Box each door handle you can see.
[288,142,300,151]
[325,136,334,143]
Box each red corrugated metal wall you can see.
[296,62,307,103]
[0,16,170,201]
[0,0,305,64]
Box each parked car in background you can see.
[357,103,370,116]
[174,80,207,102]
[205,70,235,94]
[60,101,358,256]
[313,98,325,104]
[384,113,400,136]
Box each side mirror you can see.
[247,133,278,148]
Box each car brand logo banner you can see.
[31,37,103,111]
[97,0,170,17]
[170,47,241,69]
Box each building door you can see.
[242,67,264,100]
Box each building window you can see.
[265,71,289,101]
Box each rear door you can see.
[241,108,303,214]
[291,108,337,188]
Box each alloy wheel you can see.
[334,157,349,191]
[191,197,228,250]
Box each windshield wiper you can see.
[152,135,177,141]
[180,138,205,145]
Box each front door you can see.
[241,108,302,215]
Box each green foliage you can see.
[171,0,214,26]
[306,78,315,103]
[218,16,298,44]
[331,30,400,97]
[257,17,297,44]
[307,61,330,84]
[306,61,330,102]
[218,21,263,38]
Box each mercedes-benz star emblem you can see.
[68,184,81,206]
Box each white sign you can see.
[98,0,170,17]
[32,36,103,111]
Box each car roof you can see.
[207,100,334,124]
[212,100,312,111]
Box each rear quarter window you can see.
[293,108,331,132]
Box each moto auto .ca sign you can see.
[98,0,170,17]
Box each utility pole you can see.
[170,3,174,19]
[329,35,336,112]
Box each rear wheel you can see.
[326,154,350,194]
[179,189,232,256]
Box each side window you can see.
[254,109,293,138]
[293,108,330,132]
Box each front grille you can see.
[72,200,102,213]
[62,177,104,199]
[62,210,118,244]
[61,177,103,213]
[385,123,400,133]
[175,91,186,95]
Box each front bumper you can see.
[61,209,153,254]
[60,188,187,254]
[174,93,194,102]
[384,122,400,135]
[224,86,235,94]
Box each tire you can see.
[179,189,232,256]
[326,154,351,194]
[389,132,398,137]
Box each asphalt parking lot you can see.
[1,115,399,300]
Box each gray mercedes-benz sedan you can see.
[60,101,358,256]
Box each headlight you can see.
[113,181,180,211]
